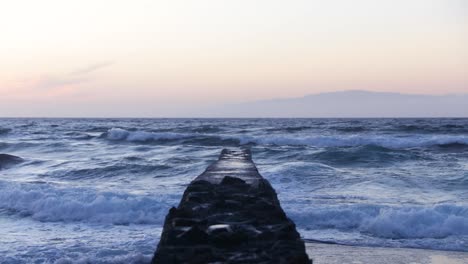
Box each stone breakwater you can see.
[152,148,311,263]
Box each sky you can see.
[0,0,467,117]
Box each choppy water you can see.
[0,118,467,263]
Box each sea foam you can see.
[53,253,152,264]
[106,128,190,142]
[289,203,468,239]
[106,128,468,149]
[0,181,171,224]
[239,134,468,149]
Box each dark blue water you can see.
[0,118,467,263]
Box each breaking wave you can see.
[289,203,468,250]
[0,181,171,225]
[105,128,191,142]
[105,128,468,149]
[104,128,240,146]
[53,254,153,264]
[237,134,468,149]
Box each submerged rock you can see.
[0,154,23,169]
[152,148,311,263]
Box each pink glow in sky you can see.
[0,0,467,117]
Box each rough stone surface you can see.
[152,148,311,264]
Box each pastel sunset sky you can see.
[0,0,466,117]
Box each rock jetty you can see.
[152,148,311,263]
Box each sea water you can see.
[0,118,467,263]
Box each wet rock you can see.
[207,224,232,234]
[152,149,311,263]
[177,226,209,244]
[172,218,201,227]
[221,176,247,186]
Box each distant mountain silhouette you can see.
[205,90,468,117]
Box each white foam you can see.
[0,181,170,224]
[236,134,468,149]
[106,128,190,142]
[289,204,468,239]
[106,128,468,149]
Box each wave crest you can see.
[0,181,171,224]
[103,128,468,149]
[290,204,468,239]
[105,128,190,142]
[104,128,240,146]
[238,134,468,149]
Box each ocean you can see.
[0,118,467,263]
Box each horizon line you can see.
[1,116,468,119]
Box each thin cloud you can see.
[32,61,114,91]
[70,61,114,75]
[34,76,89,90]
